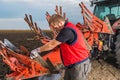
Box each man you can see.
[30,14,91,80]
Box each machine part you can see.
[24,14,51,43]
[46,58,59,73]
[115,31,120,66]
[89,0,120,65]
[79,2,114,34]
[0,39,62,79]
[104,17,114,34]
[4,39,21,53]
[79,2,120,67]
[33,55,50,69]
[19,45,30,56]
[0,40,48,80]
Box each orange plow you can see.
[76,2,114,48]
[0,2,115,79]
[0,39,62,80]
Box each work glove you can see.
[30,48,40,59]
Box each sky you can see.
[0,0,93,30]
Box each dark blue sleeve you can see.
[56,28,76,44]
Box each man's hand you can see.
[30,48,40,59]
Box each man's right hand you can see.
[30,48,39,59]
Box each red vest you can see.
[60,22,89,66]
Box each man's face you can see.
[51,21,64,31]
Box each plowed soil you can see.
[0,30,120,80]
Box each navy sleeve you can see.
[56,28,75,44]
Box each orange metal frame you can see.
[77,2,113,48]
[0,41,61,80]
[0,2,114,80]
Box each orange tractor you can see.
[0,0,120,80]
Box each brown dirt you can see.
[0,30,120,80]
[88,60,120,80]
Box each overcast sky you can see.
[0,0,93,30]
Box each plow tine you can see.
[55,5,59,15]
[33,25,37,33]
[34,22,46,38]
[24,14,30,25]
[39,27,51,40]
[34,22,50,39]
[63,12,66,19]
[20,45,30,56]
[55,5,63,16]
[38,27,48,39]
[25,14,52,38]
[29,15,34,26]
[63,12,68,20]
[34,55,50,69]
[24,14,29,23]
[29,25,34,33]
[55,5,67,20]
[38,27,43,36]
[45,12,51,22]
[34,22,43,36]
[46,58,57,73]
[29,15,36,32]
[34,22,40,33]
[45,12,49,16]
[46,12,51,17]
[25,14,30,22]
[60,6,62,16]
[24,14,31,26]
[34,22,38,34]
[24,14,34,32]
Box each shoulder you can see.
[56,27,76,43]
[60,27,73,33]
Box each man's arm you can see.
[30,28,74,59]
[37,39,61,53]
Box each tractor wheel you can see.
[115,31,120,66]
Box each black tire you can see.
[115,32,120,66]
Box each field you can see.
[0,30,120,80]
